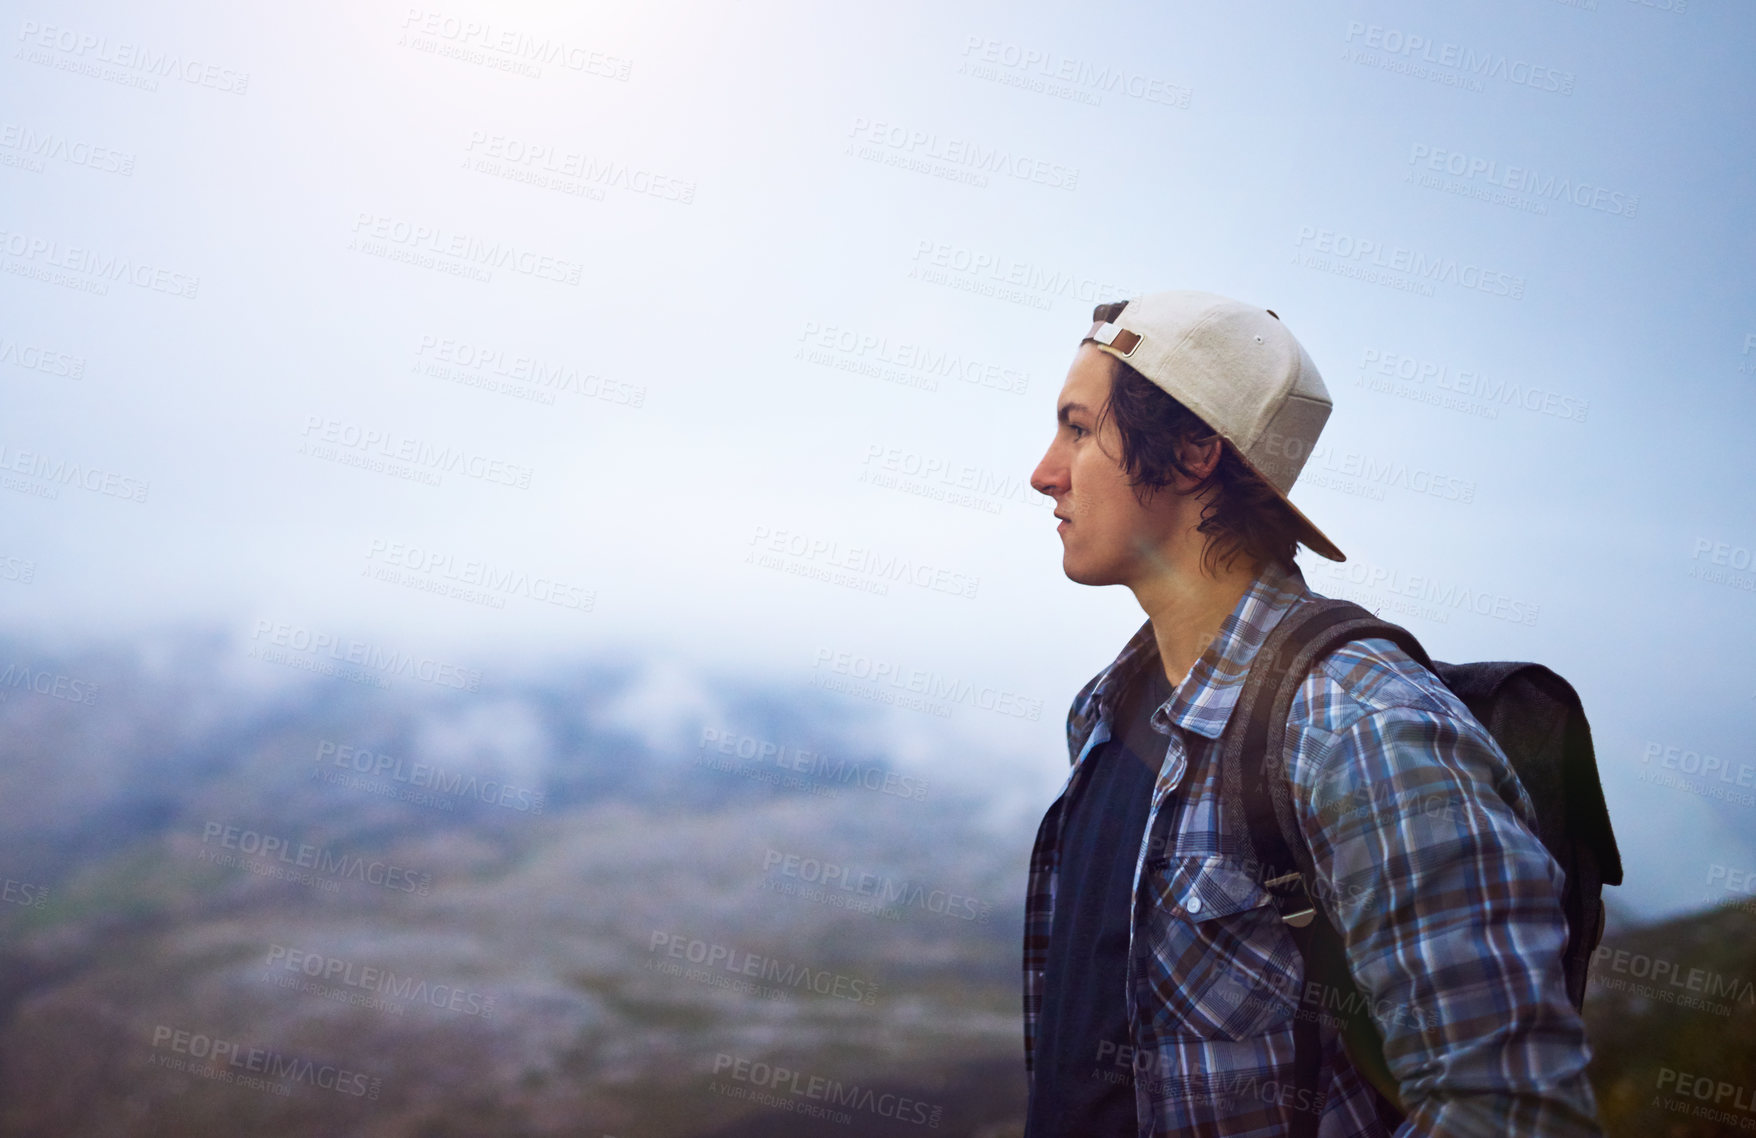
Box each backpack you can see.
[1220,597,1624,1137]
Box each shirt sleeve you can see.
[1293,701,1606,1138]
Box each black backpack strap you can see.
[1225,598,1435,895]
[1225,597,1433,1137]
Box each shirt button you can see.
[1186,895,1202,914]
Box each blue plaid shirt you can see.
[1023,559,1604,1137]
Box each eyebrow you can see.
[1057,402,1091,425]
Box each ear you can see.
[1175,434,1224,482]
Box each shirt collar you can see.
[1089,559,1310,742]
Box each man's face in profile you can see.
[1031,343,1182,589]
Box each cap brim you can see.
[1229,447,1346,562]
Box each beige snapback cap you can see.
[1082,289,1345,562]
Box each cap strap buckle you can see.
[1087,320,1141,357]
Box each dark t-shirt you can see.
[1025,657,1174,1138]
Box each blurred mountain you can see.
[1582,902,1756,1137]
[0,627,1030,1136]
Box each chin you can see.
[1061,555,1115,587]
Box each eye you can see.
[1067,423,1088,439]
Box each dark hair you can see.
[1087,299,1305,577]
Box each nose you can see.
[1030,445,1062,500]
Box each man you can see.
[1021,291,1603,1137]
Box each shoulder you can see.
[1288,634,1531,820]
[1292,632,1490,752]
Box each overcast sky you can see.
[2,0,1753,922]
